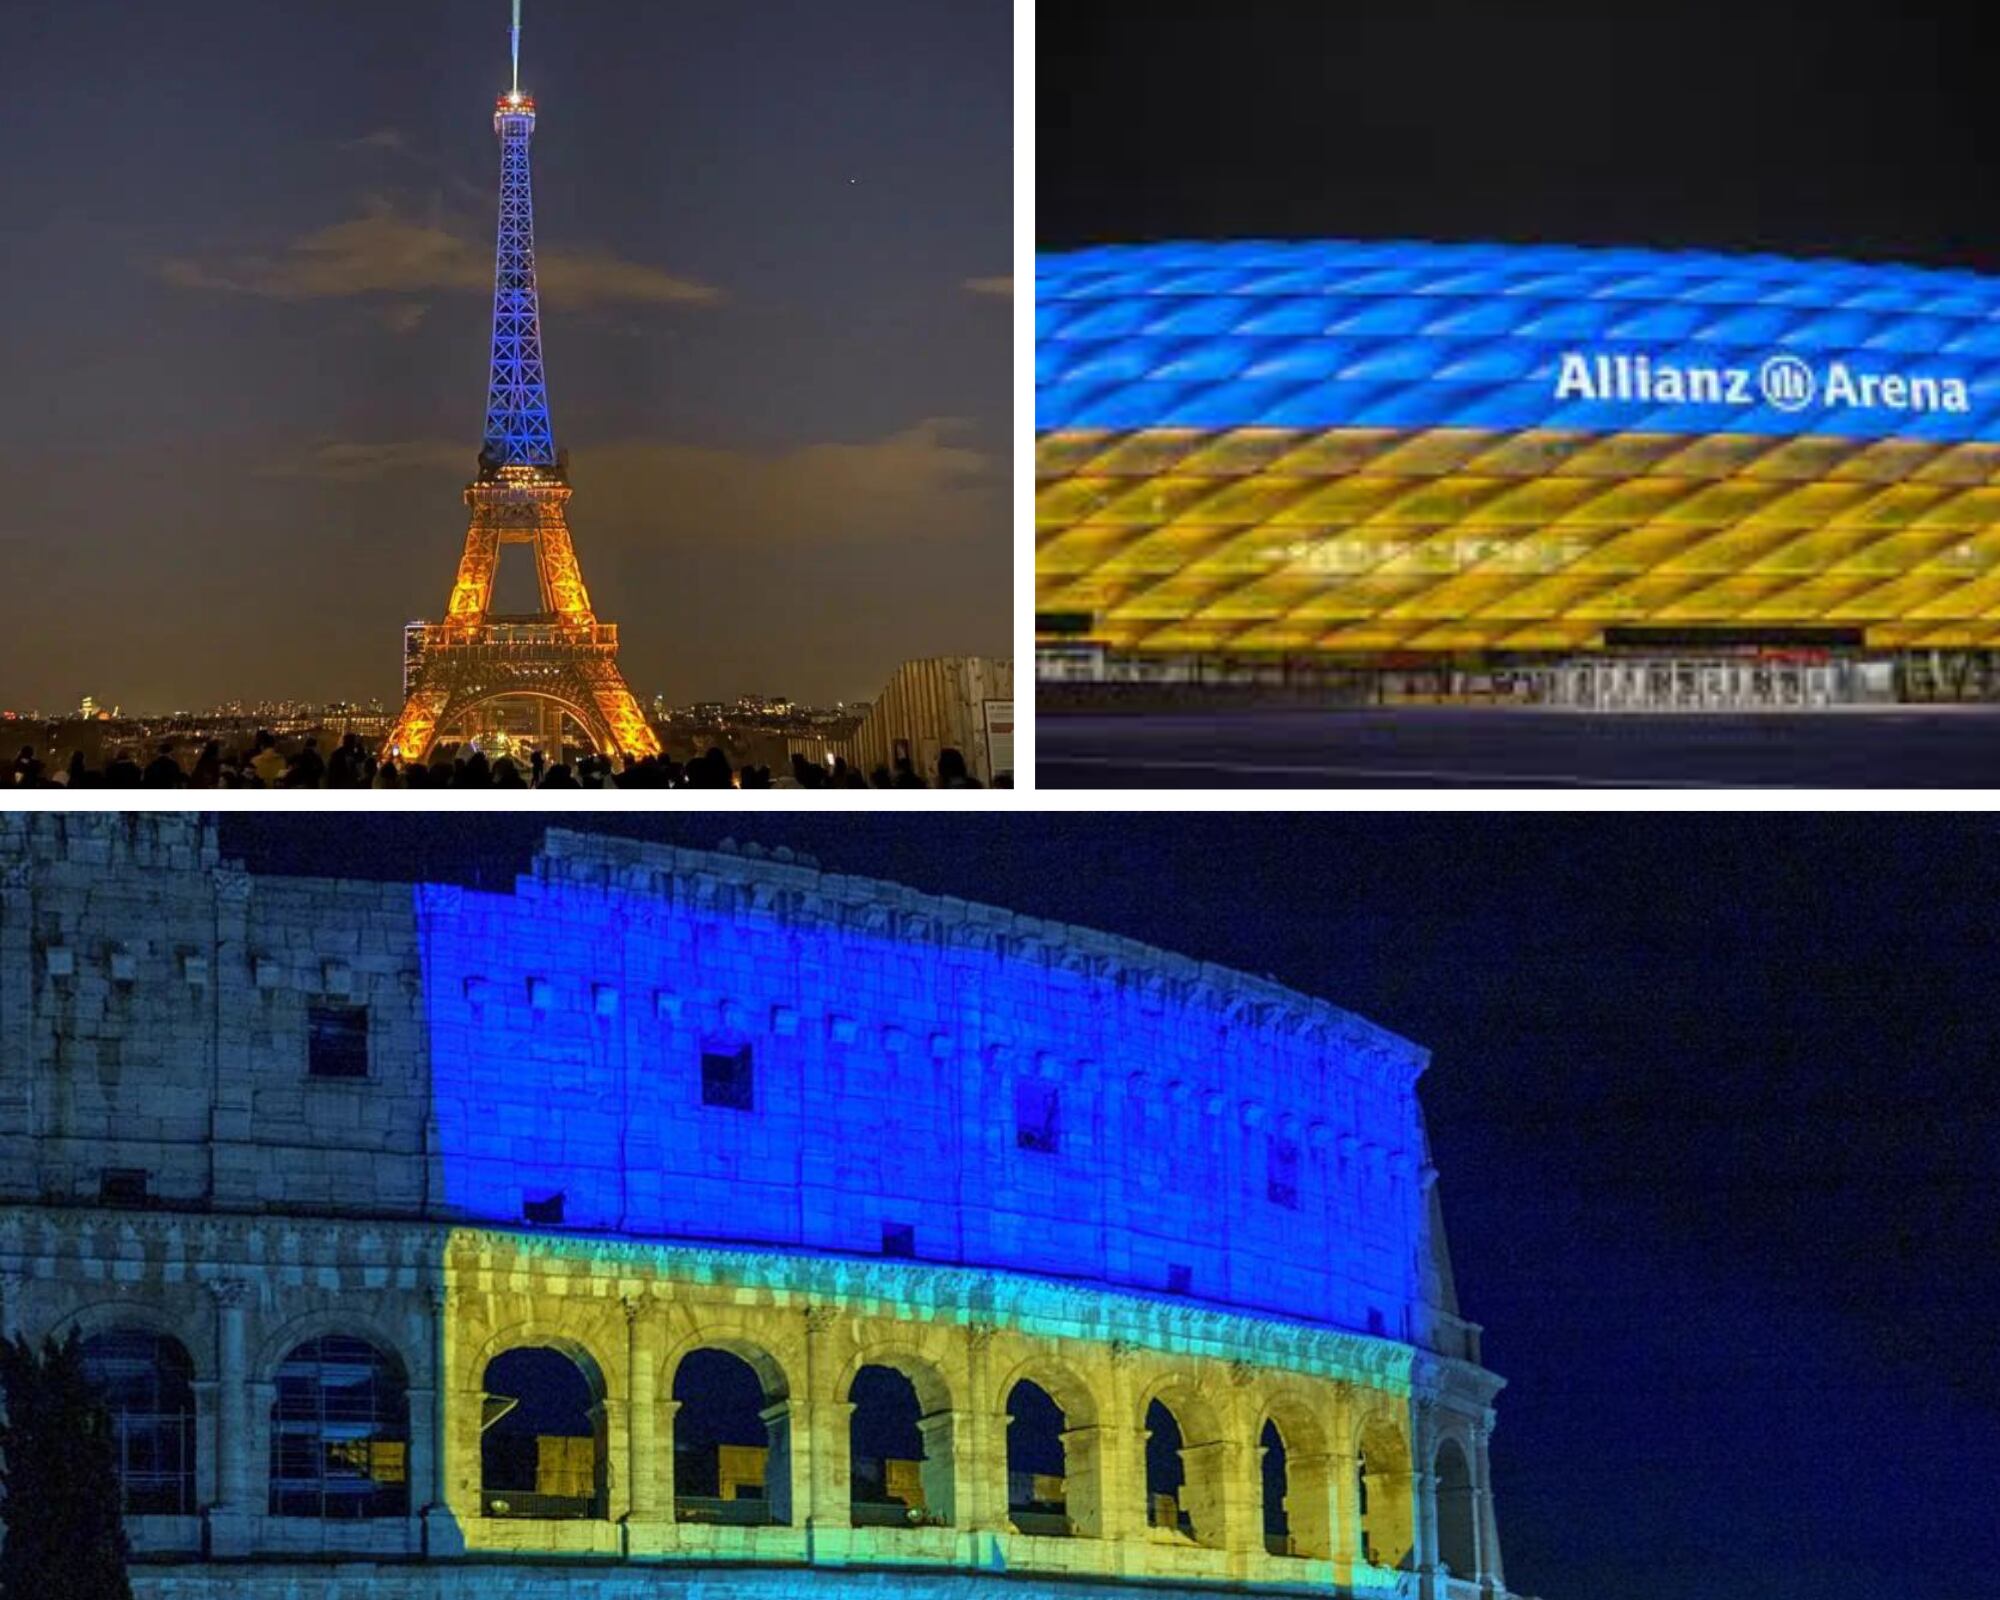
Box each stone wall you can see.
[1,817,1451,1348]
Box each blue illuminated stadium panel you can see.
[1038,240,2000,443]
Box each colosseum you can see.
[0,816,1516,1600]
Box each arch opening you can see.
[480,1345,606,1521]
[1261,1417,1292,1557]
[1357,1413,1416,1570]
[1005,1378,1071,1537]
[1144,1398,1193,1538]
[1436,1435,1478,1580]
[428,692,612,767]
[268,1335,409,1519]
[848,1363,948,1527]
[672,1347,789,1526]
[80,1329,197,1516]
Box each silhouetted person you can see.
[937,747,981,788]
[541,762,578,789]
[893,755,926,789]
[106,749,142,787]
[494,757,525,788]
[282,737,325,788]
[190,740,223,789]
[65,750,86,788]
[143,743,183,788]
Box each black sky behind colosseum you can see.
[1038,0,1996,274]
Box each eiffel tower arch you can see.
[384,54,659,765]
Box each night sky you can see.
[3,0,1009,714]
[221,813,2000,1600]
[1039,0,1997,271]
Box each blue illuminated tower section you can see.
[482,88,556,471]
[382,2,661,764]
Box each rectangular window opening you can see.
[1015,1079,1061,1154]
[881,1222,915,1259]
[1166,1263,1193,1295]
[100,1168,150,1206]
[307,1003,370,1080]
[1267,1137,1301,1210]
[523,1191,565,1226]
[701,1045,754,1111]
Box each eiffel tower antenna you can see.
[381,4,661,765]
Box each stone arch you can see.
[78,1325,199,1515]
[54,1298,209,1374]
[1354,1406,1415,1570]
[427,688,618,760]
[997,1355,1103,1539]
[1260,1387,1333,1559]
[256,1305,423,1390]
[1434,1433,1477,1580]
[478,1337,611,1521]
[268,1333,411,1519]
[665,1331,794,1526]
[839,1344,956,1527]
[1137,1376,1228,1548]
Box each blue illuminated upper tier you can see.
[1037,239,2000,443]
[415,831,1442,1343]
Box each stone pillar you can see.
[916,1408,963,1524]
[1475,1423,1505,1594]
[1095,1339,1145,1542]
[793,1304,850,1535]
[624,1298,663,1523]
[205,1277,252,1555]
[1287,1449,1338,1564]
[209,867,254,1208]
[0,861,36,1199]
[961,1322,1003,1535]
[1180,1436,1244,1553]
[0,1269,28,1340]
[1327,1444,1360,1575]
[1416,1467,1442,1598]
[423,1285,464,1555]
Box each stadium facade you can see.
[1038,239,2000,707]
[0,817,1514,1600]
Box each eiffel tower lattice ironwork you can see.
[383,19,659,764]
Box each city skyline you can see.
[2,0,1010,711]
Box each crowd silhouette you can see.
[9,735,998,791]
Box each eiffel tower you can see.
[383,4,659,764]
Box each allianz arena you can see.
[1038,239,2000,707]
[0,817,1514,1600]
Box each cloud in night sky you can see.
[159,200,721,311]
[259,421,999,544]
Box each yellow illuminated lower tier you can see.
[434,1230,1442,1587]
[1037,426,2000,653]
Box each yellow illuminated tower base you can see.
[384,465,661,764]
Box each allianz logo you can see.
[1553,351,1972,415]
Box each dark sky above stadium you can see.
[2,0,1009,714]
[223,812,2000,1600]
[1039,0,1996,272]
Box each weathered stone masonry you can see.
[0,816,1514,1600]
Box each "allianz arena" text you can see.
[1553,350,1973,414]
